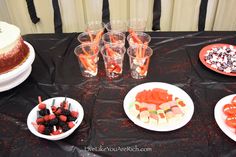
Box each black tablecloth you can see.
[0,32,236,157]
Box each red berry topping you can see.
[59,115,67,122]
[36,117,44,124]
[68,122,75,129]
[55,108,62,115]
[52,130,61,135]
[44,115,50,121]
[64,103,69,110]
[51,106,57,112]
[38,125,45,133]
[38,103,46,110]
[70,111,78,118]
[60,101,69,109]
[49,114,56,120]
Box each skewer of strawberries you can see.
[32,96,79,136]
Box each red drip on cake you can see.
[0,38,29,74]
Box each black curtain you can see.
[26,0,40,24]
[198,0,208,31]
[152,0,161,31]
[52,0,62,33]
[102,0,110,24]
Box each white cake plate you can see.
[0,41,35,82]
[0,66,32,92]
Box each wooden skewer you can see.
[38,96,42,104]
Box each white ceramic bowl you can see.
[27,97,84,140]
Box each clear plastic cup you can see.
[101,44,126,78]
[127,32,151,47]
[128,18,147,32]
[127,45,153,79]
[102,32,126,47]
[84,21,105,45]
[74,43,99,77]
[77,32,98,44]
[86,21,105,33]
[104,20,127,32]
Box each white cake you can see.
[0,21,29,74]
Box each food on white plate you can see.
[204,45,236,73]
[0,21,29,74]
[129,88,187,126]
[223,96,236,129]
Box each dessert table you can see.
[0,31,236,157]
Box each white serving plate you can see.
[214,94,236,142]
[123,82,194,132]
[0,66,32,92]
